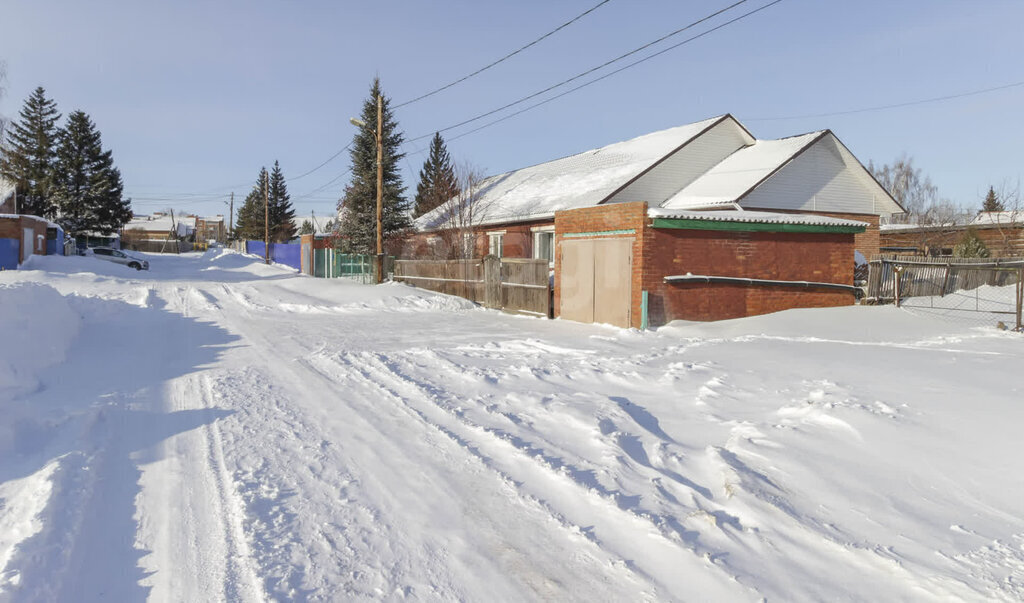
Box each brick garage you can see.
[0,215,49,269]
[554,202,865,327]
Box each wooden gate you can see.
[560,238,632,327]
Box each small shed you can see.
[0,214,49,269]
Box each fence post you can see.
[1017,266,1023,331]
[483,255,501,309]
[893,265,903,308]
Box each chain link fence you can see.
[866,256,1024,330]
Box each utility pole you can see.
[264,173,270,264]
[227,192,234,243]
[376,93,384,284]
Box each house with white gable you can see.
[409,114,903,327]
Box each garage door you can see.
[560,238,632,327]
[22,228,32,262]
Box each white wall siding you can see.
[741,136,885,215]
[606,118,752,206]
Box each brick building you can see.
[408,114,899,326]
[0,214,50,270]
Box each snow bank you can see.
[0,284,81,403]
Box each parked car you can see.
[88,247,150,270]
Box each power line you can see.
[421,0,783,146]
[289,143,352,181]
[291,167,352,202]
[748,79,1024,121]
[408,0,754,143]
[395,0,615,109]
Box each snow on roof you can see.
[0,213,50,224]
[648,208,868,228]
[971,211,1024,226]
[125,214,195,235]
[660,132,824,210]
[292,214,335,234]
[416,116,725,229]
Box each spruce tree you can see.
[268,160,297,242]
[298,220,315,235]
[413,132,459,218]
[338,78,410,253]
[0,87,61,217]
[50,110,131,235]
[954,228,990,258]
[234,167,268,241]
[981,186,1004,213]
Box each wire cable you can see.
[395,0,615,109]
[288,143,352,181]
[435,0,783,145]
[408,0,754,143]
[748,79,1024,121]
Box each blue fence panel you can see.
[271,243,301,270]
[244,241,301,271]
[46,226,65,256]
[0,238,19,270]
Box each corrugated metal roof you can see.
[415,116,725,229]
[659,132,824,210]
[648,208,868,228]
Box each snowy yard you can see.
[1,249,1022,601]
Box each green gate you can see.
[311,249,374,282]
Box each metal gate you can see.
[560,238,632,327]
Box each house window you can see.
[462,232,475,258]
[533,231,554,265]
[488,233,504,258]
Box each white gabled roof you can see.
[660,132,824,210]
[125,214,194,236]
[292,213,334,234]
[648,208,868,228]
[971,211,1024,226]
[417,116,725,229]
[416,116,901,231]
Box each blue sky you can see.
[2,0,1022,221]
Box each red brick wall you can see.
[0,216,48,262]
[643,227,856,324]
[554,202,648,327]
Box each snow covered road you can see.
[1,250,1022,601]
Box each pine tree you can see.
[413,132,459,218]
[298,220,315,235]
[50,110,132,235]
[981,186,1004,213]
[0,87,61,217]
[338,78,411,253]
[234,167,268,241]
[953,228,990,258]
[268,160,297,242]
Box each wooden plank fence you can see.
[867,255,1024,302]
[867,255,1024,329]
[394,257,550,316]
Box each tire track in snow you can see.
[292,354,660,601]
[309,350,751,600]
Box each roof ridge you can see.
[480,114,727,180]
